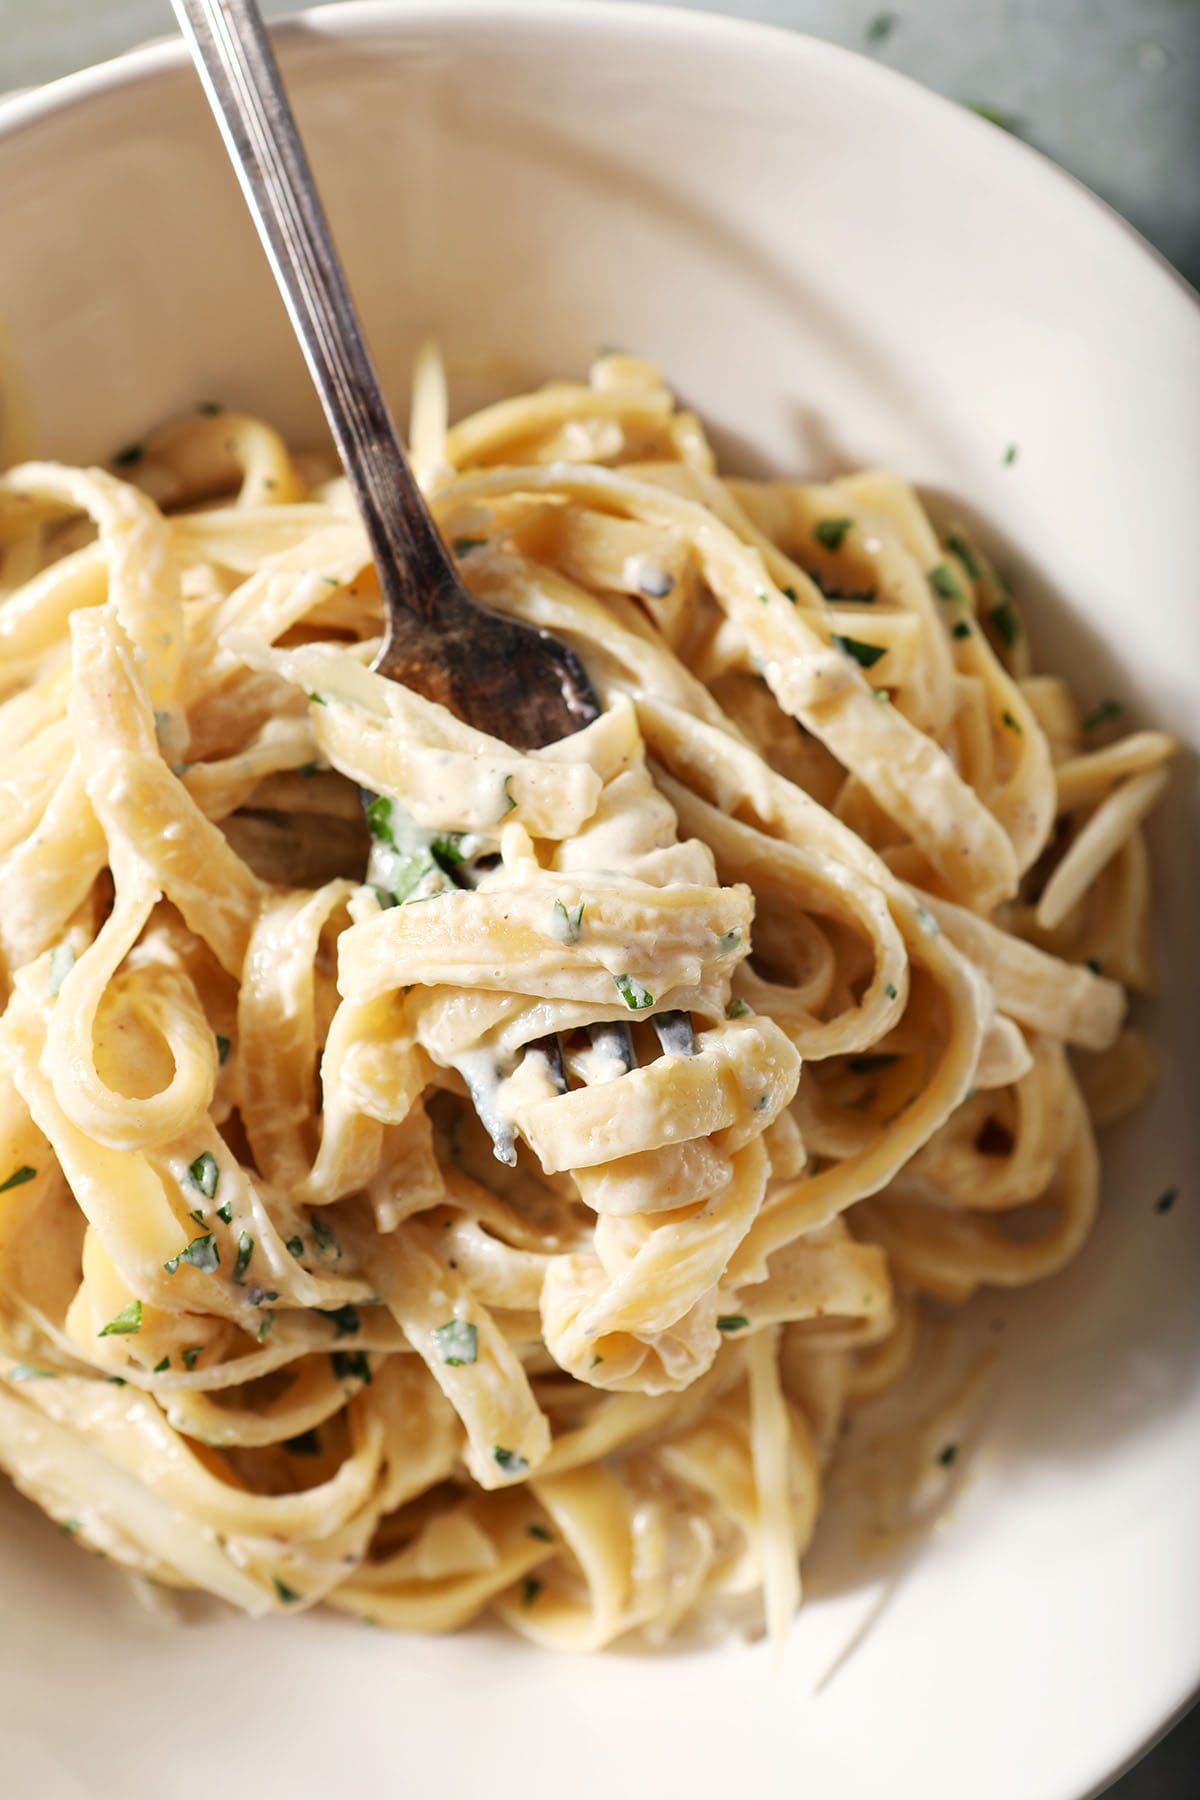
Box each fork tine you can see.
[653,1010,696,1056]
[529,1034,569,1094]
[587,1020,637,1076]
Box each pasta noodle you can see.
[0,353,1174,1650]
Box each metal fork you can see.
[173,0,696,1157]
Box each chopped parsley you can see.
[452,536,487,556]
[113,442,144,467]
[187,1208,206,1227]
[1082,698,1123,732]
[916,906,940,937]
[716,1315,749,1333]
[813,517,853,551]
[551,898,585,945]
[215,1033,231,1066]
[728,997,751,1019]
[311,1215,341,1260]
[493,1445,530,1475]
[98,1299,143,1337]
[233,1231,254,1281]
[307,691,326,706]
[832,633,886,670]
[320,1303,361,1339]
[433,1319,478,1366]
[928,564,964,602]
[285,1235,305,1259]
[284,1429,322,1456]
[521,1576,541,1608]
[526,1523,554,1543]
[181,1346,202,1371]
[988,600,1020,649]
[500,773,517,816]
[9,1364,56,1381]
[431,833,467,866]
[1155,1187,1178,1215]
[782,584,798,602]
[966,100,1015,130]
[216,1202,233,1225]
[257,1316,274,1343]
[0,1165,36,1192]
[48,943,75,997]
[614,973,654,1010]
[331,1349,372,1384]
[185,1151,220,1200]
[1004,443,1018,466]
[163,1234,220,1275]
[1086,958,1102,976]
[1000,709,1023,734]
[848,1053,897,1074]
[945,532,981,579]
[951,620,972,640]
[273,1577,302,1605]
[884,982,899,1000]
[866,10,896,42]
[152,1355,170,1373]
[936,1442,958,1467]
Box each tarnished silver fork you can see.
[172,0,696,1154]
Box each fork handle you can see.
[171,0,453,625]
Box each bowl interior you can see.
[0,8,1196,1799]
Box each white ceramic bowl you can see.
[0,7,1196,1797]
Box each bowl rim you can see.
[0,5,1195,1796]
[0,0,1195,322]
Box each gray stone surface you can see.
[0,2,1195,1795]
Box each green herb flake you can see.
[937,1442,959,1467]
[233,1231,254,1281]
[928,564,964,602]
[1085,958,1102,976]
[215,1034,231,1066]
[307,691,326,706]
[916,906,940,937]
[813,517,853,551]
[0,1165,36,1193]
[521,1576,541,1608]
[181,1346,202,1371]
[526,1523,554,1543]
[757,590,771,605]
[48,943,75,997]
[716,1315,749,1333]
[989,600,1020,649]
[216,1202,233,1225]
[1000,709,1023,734]
[320,1303,361,1339]
[331,1349,372,1385]
[945,532,981,579]
[273,1576,303,1605]
[866,10,897,43]
[783,584,798,602]
[163,1234,219,1276]
[728,997,751,1019]
[9,1364,56,1381]
[873,687,890,702]
[590,1354,604,1369]
[832,633,886,670]
[452,536,487,556]
[1082,698,1123,733]
[433,1319,478,1367]
[311,1215,341,1260]
[1004,444,1018,466]
[614,972,654,1010]
[951,620,972,640]
[884,982,899,1001]
[321,575,340,589]
[285,1235,305,1259]
[431,833,467,865]
[188,1208,206,1227]
[152,1355,170,1373]
[105,1375,127,1386]
[1155,1187,1178,1215]
[284,1429,322,1456]
[493,1445,530,1476]
[966,100,1016,130]
[98,1299,143,1338]
[113,442,144,467]
[501,773,517,815]
[60,1517,83,1535]
[185,1151,220,1200]
[365,795,395,844]
[257,1315,273,1343]
[551,898,585,945]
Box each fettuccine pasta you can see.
[0,353,1173,1649]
